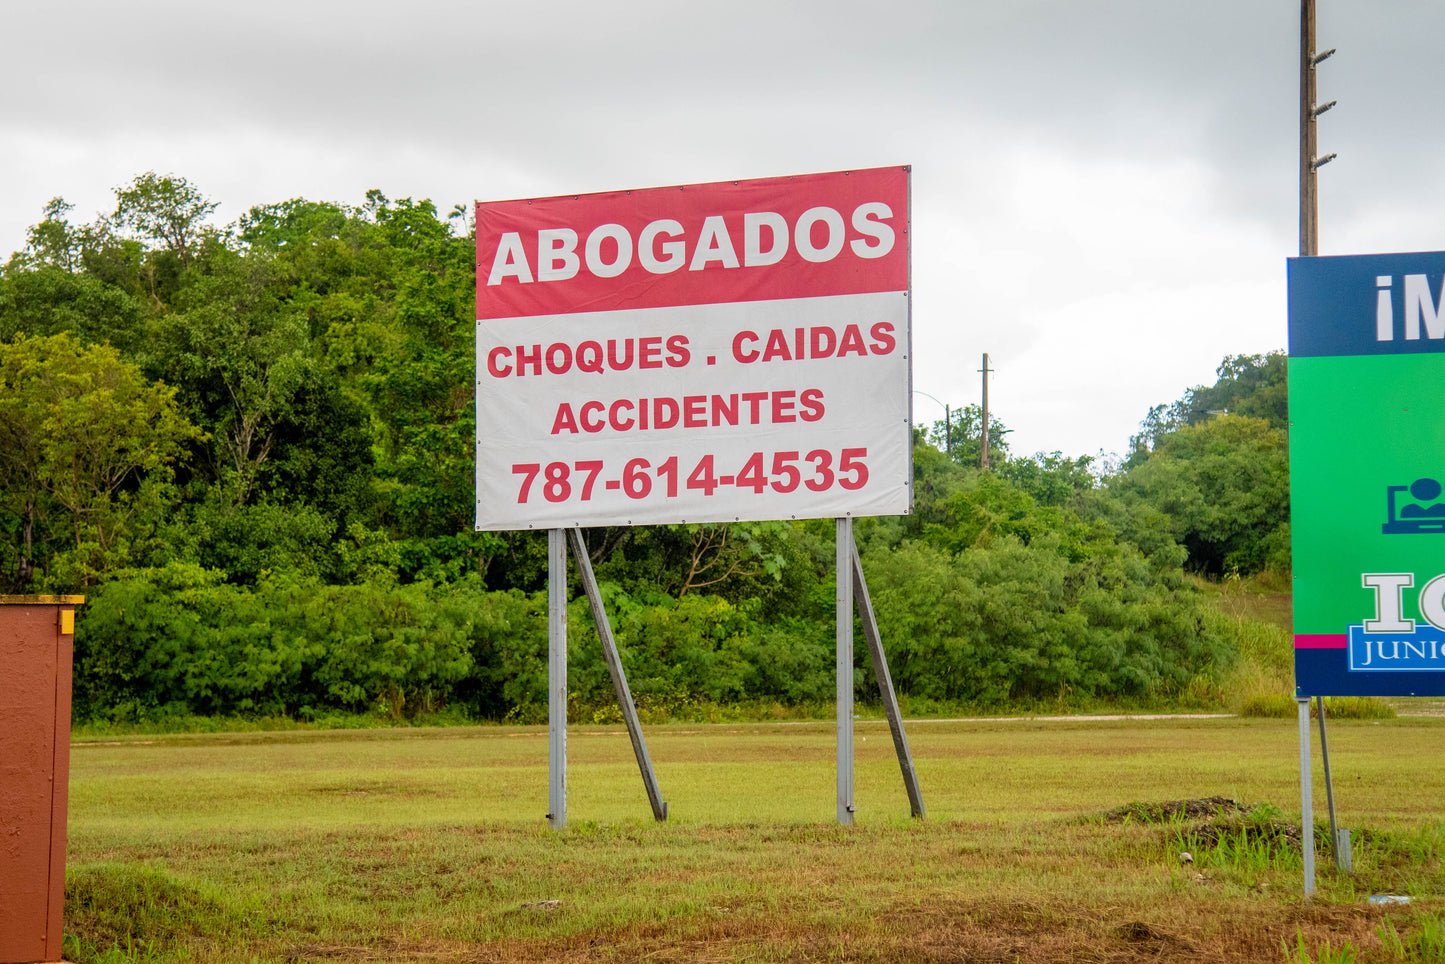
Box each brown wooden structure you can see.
[0,595,83,964]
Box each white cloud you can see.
[3,1,1443,458]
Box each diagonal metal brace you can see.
[566,527,668,822]
[849,538,926,818]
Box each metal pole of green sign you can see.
[1298,698,1316,895]
[548,528,567,830]
[1316,696,1348,871]
[837,517,855,825]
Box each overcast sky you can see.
[3,1,1441,460]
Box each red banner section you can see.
[1293,634,1348,650]
[476,167,909,320]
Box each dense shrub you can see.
[77,564,479,719]
[73,531,1235,721]
[863,536,1231,703]
[72,565,844,721]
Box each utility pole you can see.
[979,353,992,470]
[1299,0,1344,895]
[1300,0,1336,257]
[944,404,952,456]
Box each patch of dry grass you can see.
[65,718,1445,962]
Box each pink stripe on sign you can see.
[1295,634,1347,649]
[476,167,910,320]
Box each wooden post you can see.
[1300,0,1317,257]
[980,353,992,470]
[1300,0,1335,256]
[1298,0,1341,890]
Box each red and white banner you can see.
[475,166,912,530]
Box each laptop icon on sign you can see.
[1383,478,1445,534]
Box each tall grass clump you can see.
[1204,594,1396,720]
[64,863,241,961]
[1284,926,1359,964]
[1376,915,1445,962]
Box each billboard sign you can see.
[475,167,912,530]
[1289,251,1445,696]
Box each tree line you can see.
[0,174,1290,723]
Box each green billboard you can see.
[1290,252,1445,696]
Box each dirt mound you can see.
[1185,817,1306,849]
[1101,796,1246,824]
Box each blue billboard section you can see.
[1348,625,1445,672]
[1289,251,1445,358]
[1296,647,1445,697]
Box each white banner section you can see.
[476,291,911,529]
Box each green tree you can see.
[1112,415,1289,575]
[0,333,201,589]
[145,251,312,505]
[0,266,147,354]
[1129,351,1287,461]
[929,403,1011,468]
[1000,452,1097,507]
[1192,352,1287,428]
[237,193,484,570]
[6,197,88,273]
[593,521,793,601]
[113,172,217,270]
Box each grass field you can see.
[64,715,1445,962]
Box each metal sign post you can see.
[547,529,567,829]
[1315,696,1342,870]
[1298,698,1316,895]
[836,517,856,825]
